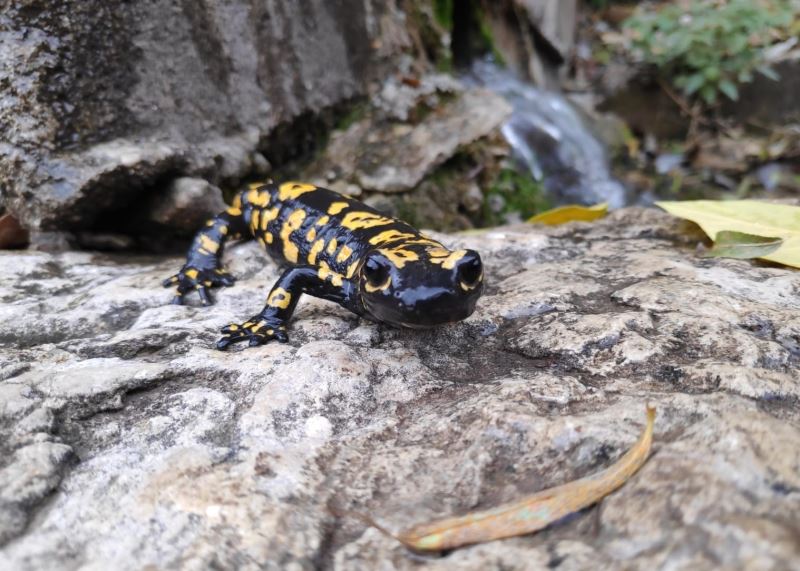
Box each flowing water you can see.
[467,61,628,208]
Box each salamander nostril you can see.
[457,255,483,287]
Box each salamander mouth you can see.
[362,294,478,328]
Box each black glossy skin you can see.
[164,181,484,349]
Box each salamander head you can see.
[358,244,484,328]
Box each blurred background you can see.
[2,0,799,251]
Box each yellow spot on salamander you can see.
[379,248,419,269]
[428,247,450,258]
[261,207,279,231]
[250,210,261,232]
[326,238,338,255]
[185,269,199,279]
[278,182,316,201]
[232,194,243,209]
[327,201,349,215]
[199,235,220,254]
[306,227,317,242]
[345,260,360,278]
[341,211,393,231]
[220,225,228,236]
[264,233,273,244]
[226,207,242,216]
[441,249,467,270]
[368,229,416,246]
[336,245,353,264]
[267,287,292,309]
[308,239,325,265]
[280,209,307,263]
[316,215,330,227]
[246,189,270,207]
[318,262,344,287]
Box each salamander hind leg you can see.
[164,205,247,306]
[163,266,236,306]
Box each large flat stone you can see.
[0,207,799,569]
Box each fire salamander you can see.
[164,181,484,349]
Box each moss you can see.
[393,198,426,230]
[334,102,368,132]
[476,11,505,67]
[433,0,453,29]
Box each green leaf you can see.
[656,200,800,268]
[718,79,739,101]
[705,230,783,259]
[700,84,718,105]
[683,73,706,95]
[757,65,780,81]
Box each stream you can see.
[468,60,629,208]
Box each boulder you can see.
[0,0,411,235]
[1,207,799,569]
[306,78,512,194]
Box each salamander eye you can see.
[456,253,483,289]
[363,257,391,291]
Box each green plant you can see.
[483,167,550,225]
[624,0,797,105]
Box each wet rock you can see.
[0,0,412,234]
[480,0,577,88]
[1,207,799,569]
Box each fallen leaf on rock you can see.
[337,405,656,552]
[705,230,783,260]
[528,203,608,225]
[657,200,800,268]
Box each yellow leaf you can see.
[656,200,800,269]
[336,405,656,552]
[528,203,608,225]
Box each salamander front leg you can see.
[216,265,358,350]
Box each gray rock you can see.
[146,177,227,233]
[1,207,799,569]
[309,86,512,193]
[373,74,463,122]
[0,0,408,234]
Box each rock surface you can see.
[1,208,799,570]
[306,79,512,193]
[0,0,411,233]
[145,177,228,234]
